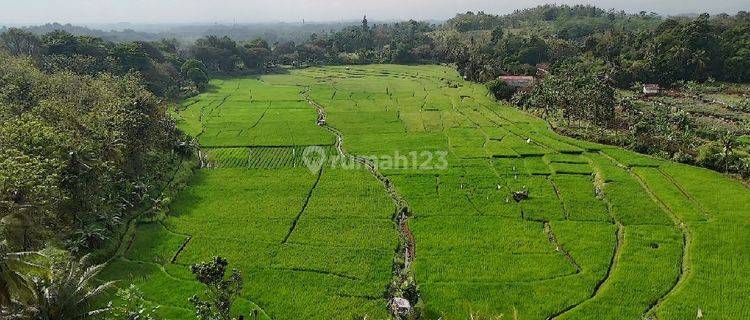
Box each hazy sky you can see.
[0,0,748,25]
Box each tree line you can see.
[5,5,748,89]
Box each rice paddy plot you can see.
[544,153,590,164]
[557,225,682,320]
[602,147,661,168]
[552,175,610,222]
[524,130,585,154]
[108,64,750,320]
[518,156,549,175]
[276,65,748,319]
[204,146,338,169]
[107,166,398,320]
[510,175,566,221]
[604,174,674,226]
[648,163,750,319]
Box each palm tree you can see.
[689,49,709,80]
[0,242,44,307]
[6,255,115,320]
[719,131,738,173]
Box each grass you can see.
[523,156,552,175]
[108,167,398,319]
[739,135,750,146]
[557,225,682,320]
[650,163,750,320]
[106,65,750,320]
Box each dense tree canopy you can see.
[514,67,616,126]
[443,8,750,87]
[2,5,749,89]
[0,29,199,99]
[0,54,183,252]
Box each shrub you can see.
[736,99,750,113]
[186,67,209,89]
[486,79,516,100]
[181,59,208,77]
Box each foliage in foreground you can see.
[107,285,159,320]
[0,251,114,320]
[190,257,244,320]
[0,243,42,307]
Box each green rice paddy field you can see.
[103,65,750,319]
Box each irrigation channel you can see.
[302,89,417,318]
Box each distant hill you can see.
[0,21,361,43]
[443,4,663,39]
[0,23,164,42]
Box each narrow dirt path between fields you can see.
[631,169,693,319]
[550,152,625,319]
[170,236,191,263]
[543,222,582,273]
[302,89,417,318]
[281,166,324,244]
[549,179,571,220]
[599,152,692,320]
[657,167,711,221]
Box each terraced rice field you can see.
[104,65,750,319]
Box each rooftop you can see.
[499,76,535,81]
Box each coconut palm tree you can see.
[5,254,115,320]
[719,131,738,173]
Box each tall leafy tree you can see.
[0,54,180,252]
[0,28,42,57]
[190,257,244,320]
